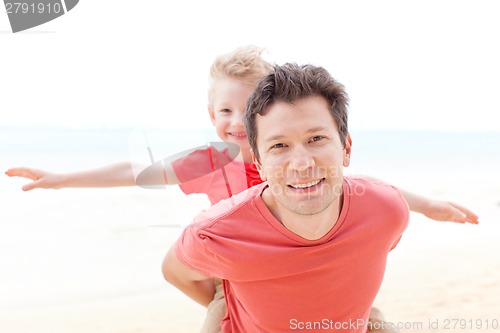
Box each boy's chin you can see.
[232,143,251,157]
[226,138,248,148]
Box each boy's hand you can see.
[5,167,63,191]
[422,200,479,224]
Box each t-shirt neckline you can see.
[253,178,351,245]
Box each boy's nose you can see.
[231,112,245,127]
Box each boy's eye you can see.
[220,108,232,113]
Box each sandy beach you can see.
[0,183,210,333]
[2,177,498,333]
[1,130,499,333]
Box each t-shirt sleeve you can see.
[356,176,410,251]
[175,222,227,279]
[177,173,212,196]
[387,185,410,250]
[172,149,214,195]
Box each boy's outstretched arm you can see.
[5,162,137,191]
[362,176,479,224]
[399,189,478,224]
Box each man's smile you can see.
[288,178,325,190]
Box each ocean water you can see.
[1,126,499,312]
[349,129,500,182]
[2,126,499,176]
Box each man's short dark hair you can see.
[244,63,349,161]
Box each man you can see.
[162,63,410,332]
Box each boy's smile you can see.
[227,131,247,141]
[209,77,255,162]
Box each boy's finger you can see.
[6,167,38,180]
[5,168,18,176]
[6,167,28,177]
[22,182,38,191]
[451,207,467,223]
[451,203,479,224]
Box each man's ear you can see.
[343,133,352,167]
[251,150,267,181]
[208,105,216,125]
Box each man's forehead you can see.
[256,105,339,143]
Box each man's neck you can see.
[262,189,344,241]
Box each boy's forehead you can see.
[214,77,252,93]
[214,77,254,90]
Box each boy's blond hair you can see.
[208,45,273,106]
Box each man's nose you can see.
[288,146,315,172]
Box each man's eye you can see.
[270,143,286,149]
[310,136,325,142]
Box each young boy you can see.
[5,46,478,333]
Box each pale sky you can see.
[1,0,499,131]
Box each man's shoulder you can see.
[344,176,408,212]
[191,182,267,226]
[345,176,402,196]
[344,176,409,231]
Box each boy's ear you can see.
[343,133,352,167]
[251,150,267,181]
[208,105,216,125]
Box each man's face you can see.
[253,95,351,217]
[208,77,255,157]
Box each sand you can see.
[1,168,499,333]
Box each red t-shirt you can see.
[172,146,261,206]
[176,177,409,332]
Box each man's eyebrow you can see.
[262,127,329,142]
[262,134,286,143]
[306,126,329,134]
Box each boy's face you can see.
[208,77,255,157]
[253,95,351,217]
